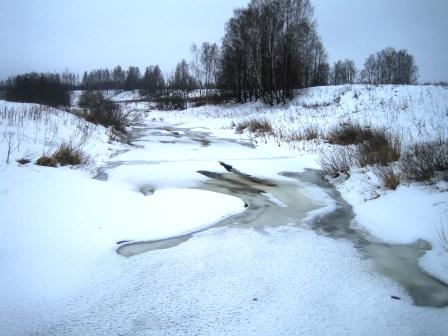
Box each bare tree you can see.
[200,42,220,95]
[219,0,328,104]
[360,48,418,84]
[332,59,357,85]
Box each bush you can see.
[326,122,374,145]
[190,93,232,107]
[78,90,103,108]
[5,72,70,107]
[79,91,128,132]
[375,166,400,190]
[401,139,448,182]
[155,93,187,110]
[52,142,87,166]
[320,127,402,179]
[357,131,401,166]
[318,146,357,177]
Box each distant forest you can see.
[0,0,420,107]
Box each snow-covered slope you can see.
[148,84,448,147]
[0,100,120,167]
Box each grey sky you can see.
[0,0,447,82]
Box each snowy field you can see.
[0,85,447,335]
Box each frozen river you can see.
[15,118,448,335]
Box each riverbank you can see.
[1,84,447,335]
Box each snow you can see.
[0,100,246,334]
[0,165,245,336]
[9,227,447,336]
[110,89,142,102]
[339,169,448,284]
[142,84,448,286]
[0,100,122,168]
[1,84,448,335]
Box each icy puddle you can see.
[106,122,448,308]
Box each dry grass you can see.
[320,127,402,179]
[375,166,401,190]
[35,142,88,167]
[52,142,87,166]
[235,118,273,135]
[401,139,448,182]
[357,130,401,167]
[16,158,31,165]
[318,146,357,177]
[36,155,58,167]
[326,122,374,145]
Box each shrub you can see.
[52,142,87,166]
[78,90,103,108]
[302,126,320,141]
[375,166,400,190]
[190,93,231,107]
[326,122,374,145]
[357,131,401,166]
[401,139,448,182]
[79,91,128,132]
[318,146,357,177]
[87,99,127,131]
[36,155,58,167]
[154,93,187,110]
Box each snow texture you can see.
[1,84,447,335]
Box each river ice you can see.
[1,88,448,335]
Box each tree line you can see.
[1,0,419,107]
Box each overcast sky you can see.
[1,0,447,82]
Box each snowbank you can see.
[0,100,122,168]
[0,99,246,330]
[0,164,245,325]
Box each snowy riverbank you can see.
[1,84,447,335]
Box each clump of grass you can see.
[358,130,401,167]
[52,142,87,166]
[35,142,87,167]
[401,139,448,182]
[235,118,273,135]
[375,166,401,190]
[303,126,320,141]
[326,122,374,145]
[36,155,58,167]
[16,158,31,165]
[285,126,321,142]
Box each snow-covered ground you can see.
[0,85,447,335]
[146,84,448,284]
